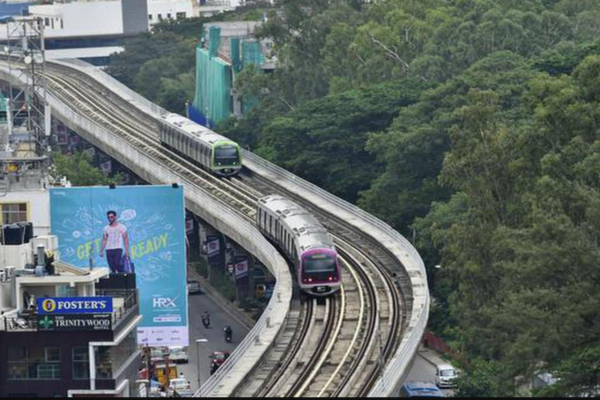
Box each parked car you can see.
[187,280,202,295]
[435,365,458,388]
[168,346,189,364]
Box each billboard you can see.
[50,185,188,346]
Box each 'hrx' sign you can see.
[37,297,113,315]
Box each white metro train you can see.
[257,195,342,296]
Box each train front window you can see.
[303,254,337,282]
[214,146,239,165]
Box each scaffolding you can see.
[0,16,50,195]
[5,16,48,159]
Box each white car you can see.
[168,346,189,364]
[435,364,458,388]
[169,378,191,393]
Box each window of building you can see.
[176,12,186,19]
[7,347,61,380]
[58,284,78,297]
[73,348,90,380]
[158,14,163,21]
[95,331,137,380]
[148,14,153,21]
[1,203,27,225]
[167,13,172,19]
[46,348,60,363]
[44,18,49,27]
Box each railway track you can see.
[31,63,408,396]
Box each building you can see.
[0,0,149,67]
[190,21,275,127]
[0,239,142,397]
[148,0,198,27]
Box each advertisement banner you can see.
[38,314,112,332]
[50,185,188,346]
[38,297,113,315]
[234,256,249,279]
[206,235,220,257]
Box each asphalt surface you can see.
[407,355,456,396]
[176,290,251,392]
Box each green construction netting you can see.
[231,38,243,73]
[192,27,232,126]
[0,92,6,122]
[242,41,265,68]
[192,28,267,123]
[239,41,265,113]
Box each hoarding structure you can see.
[50,185,188,346]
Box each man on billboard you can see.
[100,210,130,274]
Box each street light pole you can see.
[196,338,208,390]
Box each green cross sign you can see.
[39,316,55,330]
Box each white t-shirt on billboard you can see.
[103,223,127,251]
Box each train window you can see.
[269,216,273,235]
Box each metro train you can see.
[159,113,243,177]
[257,195,342,297]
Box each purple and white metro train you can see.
[257,195,342,297]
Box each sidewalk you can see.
[419,344,449,368]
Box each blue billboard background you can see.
[50,185,188,346]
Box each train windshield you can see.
[214,145,239,165]
[303,254,337,274]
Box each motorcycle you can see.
[202,314,211,329]
[224,326,232,343]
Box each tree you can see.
[52,153,122,186]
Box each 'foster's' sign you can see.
[37,297,113,315]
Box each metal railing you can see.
[50,58,170,118]
[98,290,139,328]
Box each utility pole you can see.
[146,345,151,398]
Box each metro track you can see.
[33,63,406,397]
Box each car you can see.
[187,280,202,295]
[209,351,230,375]
[400,382,446,397]
[169,377,191,392]
[168,346,189,364]
[435,364,458,388]
[150,347,170,363]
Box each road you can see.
[407,354,456,397]
[177,290,251,392]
